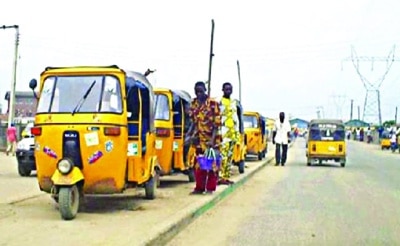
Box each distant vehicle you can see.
[16,135,36,176]
[21,122,34,138]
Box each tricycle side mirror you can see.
[29,79,37,90]
[29,79,39,99]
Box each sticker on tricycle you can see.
[84,132,99,146]
[155,140,163,150]
[173,141,179,151]
[128,143,138,156]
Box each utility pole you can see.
[350,99,354,120]
[207,19,215,95]
[236,60,242,102]
[0,25,19,127]
[357,106,360,120]
[395,106,398,124]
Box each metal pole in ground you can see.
[9,26,20,128]
[207,19,215,95]
[237,60,242,103]
[0,25,20,128]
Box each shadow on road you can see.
[78,195,146,213]
[160,179,190,188]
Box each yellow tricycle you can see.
[243,111,267,161]
[153,88,195,182]
[380,131,391,150]
[28,65,160,220]
[232,100,247,173]
[306,119,346,167]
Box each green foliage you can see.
[383,120,396,127]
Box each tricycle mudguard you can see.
[51,167,84,186]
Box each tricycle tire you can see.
[145,173,158,200]
[58,185,80,220]
[187,168,195,182]
[340,162,346,167]
[18,163,31,177]
[258,152,263,160]
[238,161,245,174]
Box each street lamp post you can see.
[1,25,20,127]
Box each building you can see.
[289,118,309,129]
[344,119,370,128]
[4,91,36,118]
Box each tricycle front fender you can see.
[51,167,84,186]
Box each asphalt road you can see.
[168,138,400,245]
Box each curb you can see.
[142,143,293,246]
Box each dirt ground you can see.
[0,149,272,246]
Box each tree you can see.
[383,120,396,127]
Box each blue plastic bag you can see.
[197,148,222,171]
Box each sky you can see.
[1,0,400,123]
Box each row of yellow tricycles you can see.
[26,65,268,220]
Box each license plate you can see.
[59,176,71,183]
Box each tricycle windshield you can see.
[309,123,345,141]
[243,115,258,128]
[154,94,170,120]
[36,75,123,114]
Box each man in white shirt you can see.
[272,112,291,166]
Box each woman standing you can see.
[186,81,221,194]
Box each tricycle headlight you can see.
[57,159,73,174]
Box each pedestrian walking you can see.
[186,81,222,194]
[6,123,18,156]
[272,112,291,166]
[218,82,240,185]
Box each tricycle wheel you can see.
[238,161,245,174]
[187,168,195,182]
[144,173,158,200]
[17,163,31,177]
[258,152,263,160]
[58,185,80,220]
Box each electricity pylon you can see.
[342,45,400,125]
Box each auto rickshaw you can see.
[380,131,391,150]
[153,88,195,182]
[28,65,159,220]
[232,100,247,173]
[243,111,267,160]
[306,119,346,167]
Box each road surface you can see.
[168,138,400,245]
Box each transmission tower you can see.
[342,45,400,125]
[331,94,346,120]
